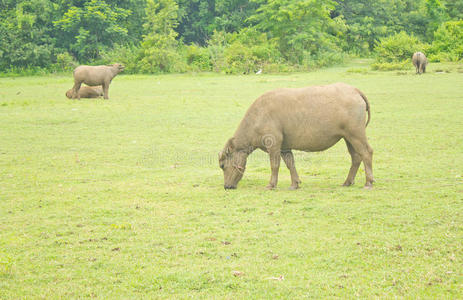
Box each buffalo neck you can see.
[109,67,119,77]
[233,117,256,154]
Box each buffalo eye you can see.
[220,163,224,169]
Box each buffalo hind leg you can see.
[345,136,374,189]
[343,139,362,186]
[281,150,301,190]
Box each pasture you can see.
[0,61,462,298]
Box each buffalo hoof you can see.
[288,185,299,190]
[266,185,275,190]
[343,181,354,187]
[224,185,236,190]
[363,183,373,190]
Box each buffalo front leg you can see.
[72,82,82,100]
[281,150,301,190]
[266,147,282,190]
[343,139,362,186]
[102,82,109,99]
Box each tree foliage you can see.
[139,0,182,73]
[249,0,344,65]
[0,0,56,69]
[0,0,462,73]
[54,0,131,61]
[430,20,463,61]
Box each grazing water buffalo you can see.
[65,86,103,99]
[71,63,124,99]
[412,52,428,74]
[219,83,374,190]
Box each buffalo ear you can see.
[219,138,235,160]
[218,151,225,161]
[225,138,235,155]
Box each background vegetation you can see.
[1,0,463,74]
[0,62,462,298]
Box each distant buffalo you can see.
[71,63,124,99]
[66,86,103,99]
[219,83,374,190]
[412,52,428,74]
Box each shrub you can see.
[138,36,186,73]
[371,61,410,71]
[346,67,370,74]
[98,44,141,74]
[184,44,212,71]
[138,0,186,73]
[53,52,78,72]
[223,28,280,74]
[304,50,345,69]
[223,42,257,74]
[207,30,227,72]
[374,31,429,63]
[429,20,463,62]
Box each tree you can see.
[249,0,344,65]
[214,0,259,33]
[424,0,448,39]
[176,0,259,45]
[139,0,183,73]
[177,0,216,45]
[54,0,131,62]
[109,0,147,44]
[334,0,424,53]
[430,20,463,61]
[443,0,463,19]
[0,0,57,69]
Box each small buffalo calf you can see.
[66,86,103,99]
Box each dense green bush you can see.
[223,42,257,74]
[0,26,56,70]
[138,0,186,73]
[429,20,463,62]
[304,50,346,69]
[371,61,410,71]
[98,45,141,74]
[52,52,78,72]
[374,31,429,63]
[184,44,212,71]
[222,28,280,74]
[139,39,185,73]
[206,30,227,72]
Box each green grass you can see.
[0,63,462,298]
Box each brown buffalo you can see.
[412,52,428,74]
[219,83,374,190]
[65,86,103,99]
[71,63,124,99]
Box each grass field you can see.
[1,61,462,298]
